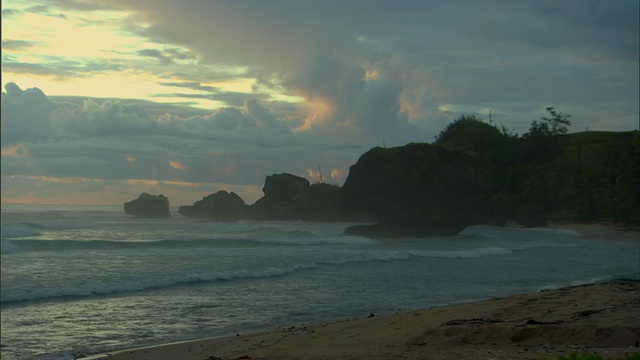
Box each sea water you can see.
[1,204,638,360]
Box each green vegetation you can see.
[340,109,640,234]
[528,106,572,137]
[540,351,640,360]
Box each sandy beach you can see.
[76,223,640,360]
[86,280,639,360]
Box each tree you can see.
[527,106,571,137]
[434,115,507,152]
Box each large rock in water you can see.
[124,193,171,218]
[339,143,492,236]
[178,190,247,220]
[177,173,361,221]
[250,173,310,219]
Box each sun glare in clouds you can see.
[296,97,336,131]
[1,1,248,110]
[1,143,30,158]
[169,161,188,171]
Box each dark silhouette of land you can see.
[126,112,640,236]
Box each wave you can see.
[459,225,582,240]
[342,246,513,263]
[1,221,94,240]
[1,265,317,304]
[1,234,374,254]
[1,224,41,239]
[1,245,512,304]
[1,239,23,254]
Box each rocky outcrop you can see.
[179,173,363,221]
[124,193,171,218]
[339,143,492,236]
[250,173,311,219]
[178,190,247,220]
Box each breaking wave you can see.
[1,245,513,303]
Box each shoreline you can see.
[546,222,640,240]
[82,278,640,360]
[78,224,639,360]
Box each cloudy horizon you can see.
[2,0,638,206]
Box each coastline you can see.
[546,222,640,241]
[79,224,640,360]
[83,280,640,360]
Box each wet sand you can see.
[85,279,639,360]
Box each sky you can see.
[1,0,639,207]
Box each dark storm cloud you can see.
[3,1,638,205]
[1,82,55,144]
[107,0,637,136]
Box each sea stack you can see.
[124,193,171,218]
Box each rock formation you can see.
[179,173,360,221]
[178,190,247,220]
[124,193,171,218]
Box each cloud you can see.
[2,39,38,50]
[1,82,55,144]
[125,155,136,166]
[2,0,638,205]
[169,161,187,171]
[106,0,637,136]
[2,83,361,205]
[1,143,30,158]
[137,48,196,65]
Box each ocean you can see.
[1,204,638,360]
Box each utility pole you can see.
[489,110,492,125]
[317,165,324,184]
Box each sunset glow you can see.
[2,0,638,206]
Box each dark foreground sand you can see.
[84,224,639,360]
[85,279,640,360]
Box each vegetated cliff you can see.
[124,193,171,218]
[339,143,494,237]
[174,116,638,234]
[339,117,639,237]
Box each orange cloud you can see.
[126,155,137,166]
[25,176,96,184]
[363,68,379,81]
[169,160,188,171]
[1,143,30,157]
[330,167,348,182]
[127,179,159,186]
[306,168,325,183]
[295,97,335,131]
